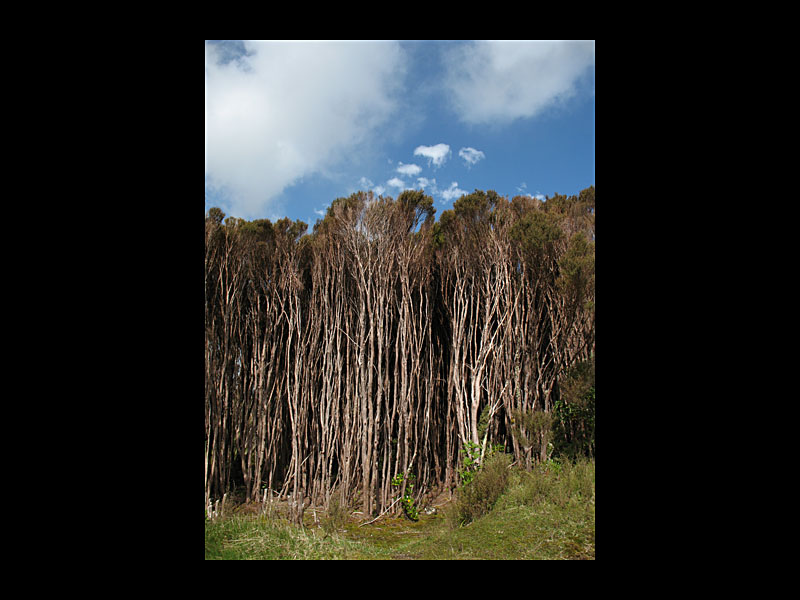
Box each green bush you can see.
[447,452,511,527]
[391,471,419,521]
[458,441,481,486]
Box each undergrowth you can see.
[446,452,511,527]
[205,457,595,560]
[204,513,393,560]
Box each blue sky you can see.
[205,40,595,226]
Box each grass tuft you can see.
[446,452,511,528]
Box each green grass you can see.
[205,458,594,560]
[407,457,595,560]
[204,512,395,560]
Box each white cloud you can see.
[413,143,451,168]
[387,177,407,190]
[458,147,485,166]
[415,177,440,197]
[358,176,385,197]
[516,182,545,200]
[442,40,595,125]
[441,182,467,202]
[396,162,422,176]
[205,41,406,218]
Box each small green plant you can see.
[541,454,561,475]
[391,471,419,521]
[459,441,481,485]
[459,441,506,486]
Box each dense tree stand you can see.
[205,186,595,517]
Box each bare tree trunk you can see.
[204,188,594,518]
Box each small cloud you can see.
[357,176,385,197]
[387,177,407,190]
[416,177,440,196]
[417,177,437,190]
[516,182,545,201]
[441,181,467,202]
[396,162,422,176]
[458,147,485,166]
[414,143,451,168]
[313,201,331,218]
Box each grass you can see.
[204,512,395,560]
[409,456,595,560]
[204,457,594,560]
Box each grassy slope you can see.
[204,459,594,560]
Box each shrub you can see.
[447,452,511,527]
[391,471,419,521]
[458,441,481,486]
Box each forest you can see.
[205,186,595,525]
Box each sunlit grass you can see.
[204,513,394,560]
[205,458,594,560]
[408,457,595,560]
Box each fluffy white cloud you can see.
[442,40,595,125]
[441,181,467,202]
[458,147,485,166]
[396,162,422,176]
[413,143,451,168]
[205,41,406,218]
[387,177,407,190]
